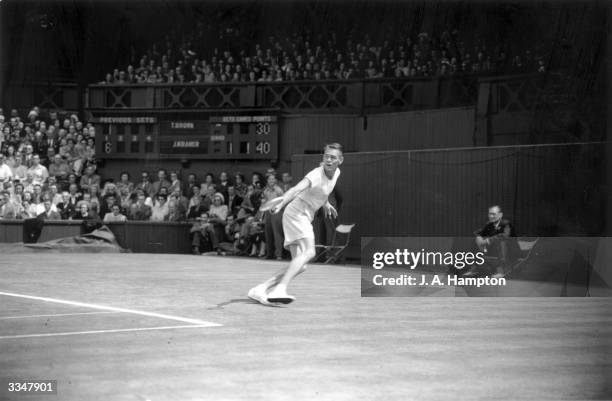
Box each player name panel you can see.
[92,115,278,160]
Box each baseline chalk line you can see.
[0,325,214,340]
[0,311,120,320]
[0,291,221,327]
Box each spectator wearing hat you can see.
[209,192,228,220]
[27,109,39,123]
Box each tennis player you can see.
[248,143,344,305]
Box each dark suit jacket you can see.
[227,194,243,217]
[187,204,209,220]
[474,218,515,242]
[57,202,76,220]
[151,179,171,197]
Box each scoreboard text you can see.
[93,115,278,160]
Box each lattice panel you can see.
[381,81,415,107]
[262,83,348,110]
[496,76,545,113]
[105,88,132,108]
[34,87,64,109]
[161,86,240,108]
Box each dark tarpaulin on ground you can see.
[0,226,129,253]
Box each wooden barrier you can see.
[104,221,192,254]
[0,220,193,254]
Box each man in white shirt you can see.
[0,154,13,184]
[10,155,27,182]
[27,155,49,186]
[38,198,61,220]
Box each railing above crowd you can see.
[7,74,499,114]
[91,75,483,112]
[7,72,574,117]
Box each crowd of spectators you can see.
[0,106,322,258]
[101,24,547,85]
[0,107,96,220]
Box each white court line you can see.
[0,291,221,327]
[0,311,120,320]
[0,325,213,340]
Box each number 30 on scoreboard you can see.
[255,122,271,135]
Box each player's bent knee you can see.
[304,249,316,262]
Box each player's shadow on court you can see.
[207,298,257,310]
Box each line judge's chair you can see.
[314,224,355,264]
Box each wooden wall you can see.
[355,107,475,151]
[0,220,192,254]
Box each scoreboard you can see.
[92,116,157,157]
[160,115,278,159]
[92,115,279,160]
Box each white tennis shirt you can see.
[295,165,341,220]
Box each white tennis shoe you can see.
[266,287,296,304]
[248,285,281,307]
